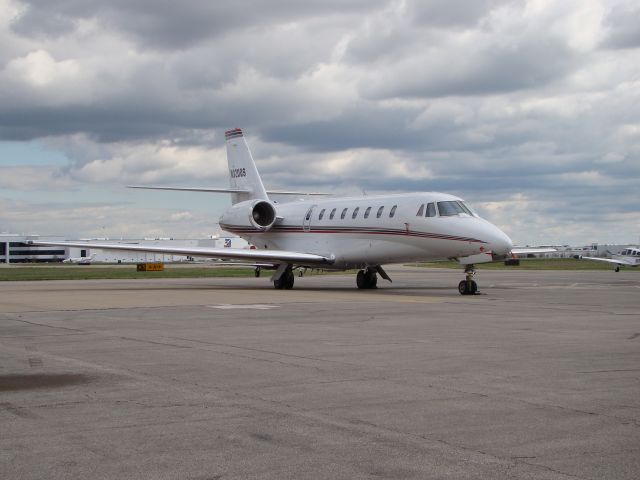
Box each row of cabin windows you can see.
[417,201,474,218]
[317,205,397,221]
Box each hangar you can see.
[0,234,247,263]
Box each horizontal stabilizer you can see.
[127,186,330,196]
[30,241,334,266]
[128,186,250,194]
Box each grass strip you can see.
[409,258,634,271]
[0,265,256,281]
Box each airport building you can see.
[0,234,248,264]
[0,234,67,263]
[0,233,633,264]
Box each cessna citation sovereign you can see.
[34,128,548,294]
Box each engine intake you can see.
[219,199,277,232]
[250,200,276,230]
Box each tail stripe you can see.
[225,128,243,140]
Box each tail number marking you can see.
[230,168,247,178]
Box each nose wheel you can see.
[459,264,478,295]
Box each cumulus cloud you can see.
[0,0,638,244]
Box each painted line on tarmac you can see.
[209,304,281,310]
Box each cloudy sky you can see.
[0,0,638,245]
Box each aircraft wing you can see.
[30,241,334,266]
[511,247,556,255]
[127,186,330,196]
[580,256,635,266]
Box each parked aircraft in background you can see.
[34,128,552,294]
[581,247,640,272]
[62,253,96,265]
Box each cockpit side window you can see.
[425,203,436,217]
[457,201,474,216]
[416,204,424,216]
[437,201,467,216]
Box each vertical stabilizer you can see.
[225,128,269,205]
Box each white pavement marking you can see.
[209,304,280,310]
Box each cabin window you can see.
[352,207,360,219]
[364,207,372,219]
[389,205,397,218]
[376,206,384,218]
[341,208,348,219]
[329,208,337,220]
[425,203,436,217]
[318,209,325,220]
[305,209,313,221]
[416,204,424,216]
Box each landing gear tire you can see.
[356,268,378,289]
[615,266,620,272]
[458,279,478,295]
[274,267,295,289]
[254,267,261,278]
[459,264,478,295]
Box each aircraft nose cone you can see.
[490,228,513,256]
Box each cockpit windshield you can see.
[437,201,475,217]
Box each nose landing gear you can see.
[458,264,478,295]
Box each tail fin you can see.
[225,128,269,205]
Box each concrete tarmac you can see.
[1,266,639,479]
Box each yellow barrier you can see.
[136,262,165,271]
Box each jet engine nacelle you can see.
[219,199,277,231]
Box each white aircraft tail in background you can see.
[34,128,553,294]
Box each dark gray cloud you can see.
[407,0,512,28]
[11,0,387,49]
[1,0,638,244]
[601,4,640,49]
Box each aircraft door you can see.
[303,205,316,232]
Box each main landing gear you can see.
[273,265,295,289]
[356,266,393,289]
[458,264,478,295]
[356,268,378,289]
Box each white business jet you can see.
[62,253,96,265]
[34,128,550,294]
[581,247,640,272]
